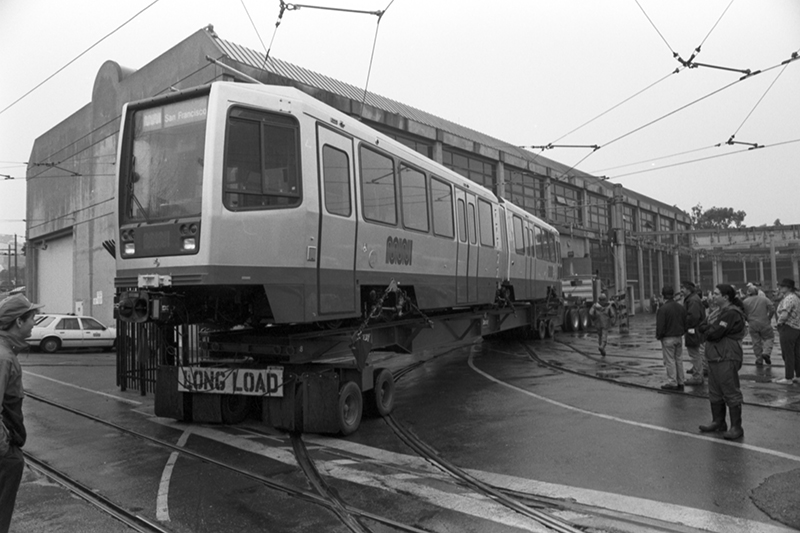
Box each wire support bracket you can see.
[722,135,763,150]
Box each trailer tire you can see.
[537,319,547,340]
[578,308,590,330]
[221,394,250,424]
[366,368,395,417]
[337,381,363,436]
[567,309,580,331]
[546,319,556,338]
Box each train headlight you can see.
[123,242,136,255]
[182,237,197,251]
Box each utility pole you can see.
[14,234,18,286]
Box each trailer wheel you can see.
[578,308,590,330]
[367,368,395,417]
[546,320,556,338]
[221,394,250,424]
[568,309,580,331]
[337,381,363,436]
[537,320,547,340]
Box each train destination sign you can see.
[178,366,284,397]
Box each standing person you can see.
[774,278,800,384]
[656,286,687,390]
[698,284,747,440]
[681,282,706,386]
[742,285,775,366]
[589,293,616,356]
[0,294,43,533]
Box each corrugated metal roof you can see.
[211,34,579,177]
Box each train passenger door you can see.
[508,214,526,300]
[465,193,479,302]
[316,125,357,315]
[455,189,468,303]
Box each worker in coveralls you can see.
[0,294,43,533]
[589,293,616,356]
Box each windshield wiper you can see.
[128,156,150,223]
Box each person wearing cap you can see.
[0,294,43,533]
[681,281,706,385]
[698,284,747,440]
[743,284,775,366]
[656,286,687,391]
[774,278,800,385]
[589,293,615,356]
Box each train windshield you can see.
[123,96,208,223]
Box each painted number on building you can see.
[178,366,284,397]
[386,236,413,265]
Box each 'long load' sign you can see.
[178,366,283,397]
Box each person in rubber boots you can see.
[589,293,615,356]
[698,284,747,440]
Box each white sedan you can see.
[29,314,117,353]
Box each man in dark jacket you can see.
[0,294,43,533]
[681,282,706,385]
[656,286,687,390]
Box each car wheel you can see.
[41,337,61,354]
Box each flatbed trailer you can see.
[149,300,558,435]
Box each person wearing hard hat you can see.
[0,294,44,533]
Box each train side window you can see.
[360,145,397,225]
[534,226,544,260]
[478,199,494,247]
[548,231,557,262]
[431,177,454,238]
[512,215,524,254]
[468,203,477,245]
[399,164,429,232]
[224,110,301,210]
[457,199,467,242]
[527,226,534,256]
[322,145,351,217]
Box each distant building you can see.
[26,26,795,322]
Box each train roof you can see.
[212,81,501,203]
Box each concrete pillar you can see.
[793,258,800,284]
[742,259,747,284]
[712,256,719,286]
[637,245,646,313]
[770,234,778,291]
[495,160,506,199]
[432,140,444,164]
[657,250,665,292]
[673,250,681,290]
[695,253,700,286]
[611,184,626,300]
[648,249,654,301]
[759,259,765,285]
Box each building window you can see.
[552,183,582,226]
[640,211,656,234]
[586,195,608,232]
[660,217,673,243]
[372,127,433,159]
[442,149,495,190]
[623,205,634,232]
[505,167,546,218]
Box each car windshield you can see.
[124,96,208,223]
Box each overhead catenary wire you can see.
[0,0,162,118]
[606,137,800,179]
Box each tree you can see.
[690,203,747,229]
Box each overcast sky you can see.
[1,0,798,239]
